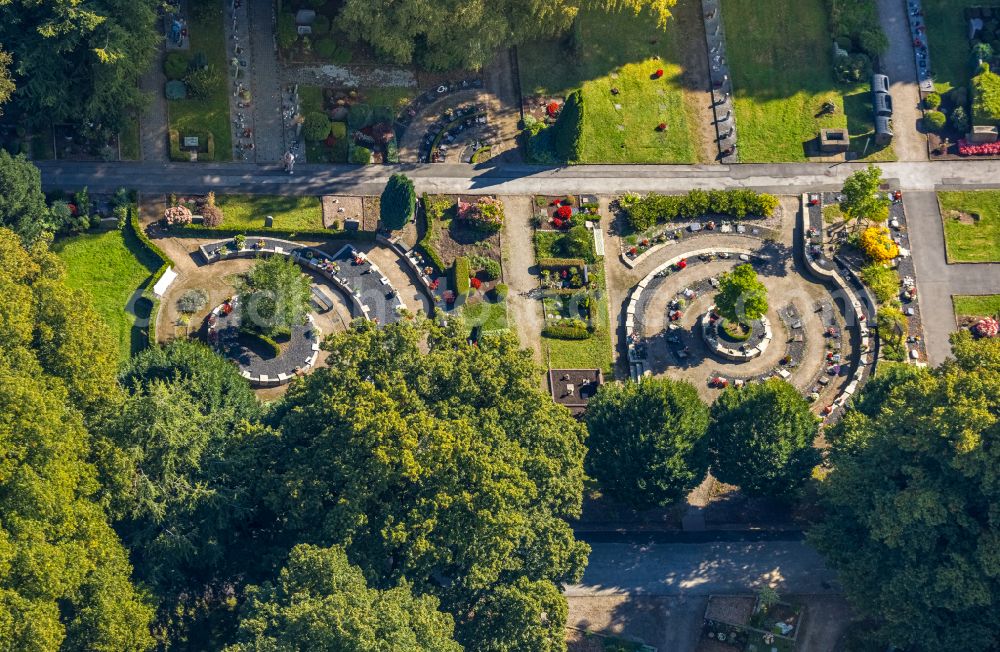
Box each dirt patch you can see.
[566,630,605,652]
[943,209,980,225]
[322,195,364,229]
[705,595,755,626]
[567,595,706,651]
[361,196,380,231]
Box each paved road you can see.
[876,0,927,162]
[565,539,837,596]
[33,159,1000,196]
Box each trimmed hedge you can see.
[174,224,376,241]
[417,193,447,272]
[452,256,471,295]
[972,64,1000,127]
[169,129,216,162]
[619,188,779,232]
[537,257,587,269]
[542,323,591,339]
[129,201,173,347]
[240,328,281,358]
[553,90,584,163]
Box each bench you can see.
[310,285,335,312]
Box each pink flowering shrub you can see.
[164,205,193,225]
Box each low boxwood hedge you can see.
[452,256,471,295]
[542,323,592,340]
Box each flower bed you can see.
[534,195,600,231]
[958,138,1000,156]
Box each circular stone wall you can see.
[700,307,772,361]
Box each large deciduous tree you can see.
[810,334,1000,652]
[707,379,820,498]
[840,164,890,224]
[714,263,768,325]
[380,173,416,231]
[0,48,13,115]
[0,227,153,650]
[225,544,462,652]
[585,379,710,509]
[236,256,312,337]
[254,319,589,651]
[0,151,51,245]
[336,0,676,70]
[0,0,158,130]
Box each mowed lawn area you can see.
[54,229,161,362]
[722,0,849,162]
[939,191,1000,262]
[924,0,978,93]
[212,195,324,231]
[518,5,704,164]
[167,4,231,160]
[954,294,1000,319]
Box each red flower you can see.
[470,277,482,290]
[629,247,637,255]
[657,122,667,131]
[546,101,560,117]
[68,203,78,216]
[553,217,563,228]
[555,205,573,220]
[677,259,687,269]
[655,69,664,78]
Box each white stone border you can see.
[700,307,772,361]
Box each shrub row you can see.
[417,193,447,271]
[619,189,780,232]
[542,323,591,340]
[537,257,587,269]
[168,129,216,162]
[129,202,173,347]
[240,328,281,358]
[452,256,471,295]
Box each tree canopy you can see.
[840,164,890,223]
[585,379,710,509]
[380,173,416,231]
[0,151,52,246]
[225,544,462,652]
[714,263,768,324]
[810,333,1000,651]
[707,379,820,498]
[236,256,312,337]
[0,48,13,115]
[254,319,589,650]
[0,0,158,130]
[0,227,152,650]
[336,0,676,70]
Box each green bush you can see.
[542,323,591,340]
[537,257,587,269]
[923,110,947,132]
[452,256,471,295]
[184,65,220,99]
[833,52,871,84]
[553,90,584,163]
[277,13,297,49]
[348,104,372,129]
[493,283,509,301]
[860,264,900,304]
[923,92,941,109]
[350,145,372,165]
[555,226,594,261]
[950,106,970,134]
[330,121,347,139]
[163,52,190,80]
[312,14,331,35]
[304,112,332,141]
[523,120,558,165]
[314,37,336,58]
[480,258,501,280]
[240,328,281,358]
[622,189,778,232]
[379,173,416,231]
[972,64,1000,126]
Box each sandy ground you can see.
[500,195,544,364]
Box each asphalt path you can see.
[35,159,1000,196]
[565,539,837,597]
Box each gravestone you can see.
[344,219,360,231]
[264,215,274,227]
[295,9,316,24]
[183,136,199,148]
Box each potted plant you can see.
[234,234,246,250]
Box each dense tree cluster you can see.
[0,0,158,131]
[811,336,1000,651]
[337,0,676,70]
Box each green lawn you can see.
[938,191,1000,262]
[462,297,509,333]
[544,262,613,372]
[212,195,324,231]
[167,4,231,160]
[723,0,849,162]
[518,6,702,163]
[119,117,141,160]
[53,229,161,362]
[954,294,1000,318]
[924,0,979,93]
